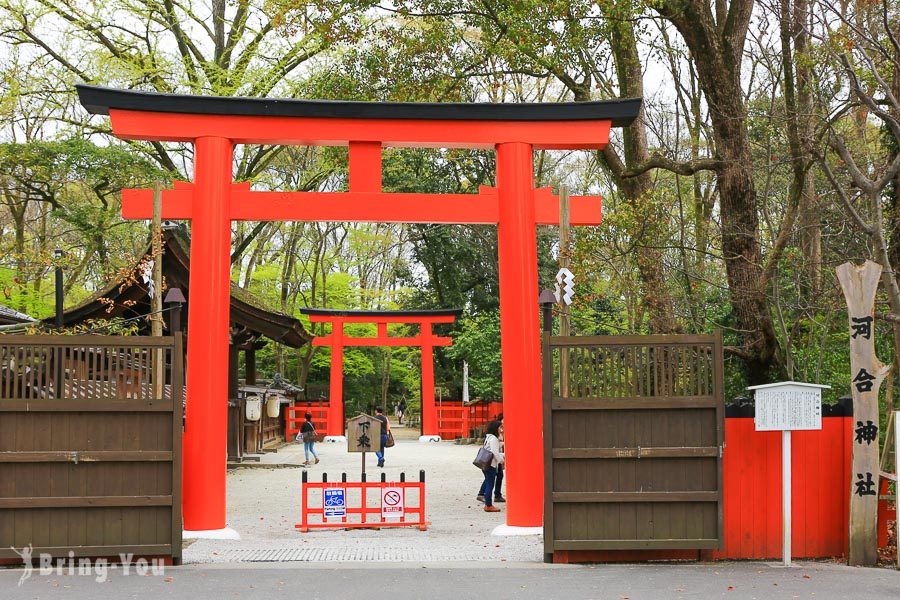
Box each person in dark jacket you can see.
[374,406,390,468]
[298,412,319,465]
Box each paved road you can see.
[2,561,898,599]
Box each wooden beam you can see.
[551,397,719,410]
[108,109,613,149]
[0,451,172,462]
[552,447,719,459]
[312,335,452,347]
[0,495,173,508]
[554,539,719,551]
[552,491,718,503]
[122,185,602,226]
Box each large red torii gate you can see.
[77,85,640,532]
[299,307,461,439]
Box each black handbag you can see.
[473,446,494,470]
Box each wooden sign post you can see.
[749,381,828,566]
[836,260,892,566]
[347,413,383,479]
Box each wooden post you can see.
[558,185,570,398]
[245,348,257,385]
[151,182,164,401]
[836,260,892,566]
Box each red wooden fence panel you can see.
[286,403,330,440]
[711,401,851,560]
[436,400,503,439]
[561,400,852,562]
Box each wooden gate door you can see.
[0,335,184,563]
[543,332,724,561]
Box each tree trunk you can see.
[597,6,681,334]
[10,203,27,312]
[784,0,822,294]
[657,0,780,382]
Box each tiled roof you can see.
[0,303,36,325]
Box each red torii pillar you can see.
[300,309,459,439]
[77,84,640,531]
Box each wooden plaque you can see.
[836,260,892,566]
[346,414,383,453]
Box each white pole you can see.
[462,361,469,404]
[783,429,792,567]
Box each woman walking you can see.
[374,406,390,468]
[480,420,505,513]
[298,412,319,465]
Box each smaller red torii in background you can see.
[299,308,461,440]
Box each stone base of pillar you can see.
[183,527,241,540]
[491,524,543,536]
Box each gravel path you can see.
[184,435,542,564]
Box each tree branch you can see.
[620,153,724,178]
[816,155,875,233]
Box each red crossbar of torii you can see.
[299,308,461,439]
[77,84,641,533]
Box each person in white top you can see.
[480,420,505,512]
[477,413,505,503]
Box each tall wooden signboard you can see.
[836,260,892,566]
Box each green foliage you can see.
[445,311,502,398]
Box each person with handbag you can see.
[478,420,505,513]
[477,413,506,503]
[297,412,319,465]
[374,406,391,468]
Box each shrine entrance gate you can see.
[77,84,641,532]
[542,331,725,561]
[299,307,461,439]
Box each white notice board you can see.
[750,382,827,431]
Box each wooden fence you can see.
[0,335,183,563]
[543,332,724,562]
[436,400,503,439]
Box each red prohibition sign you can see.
[383,490,402,506]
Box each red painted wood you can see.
[285,405,330,441]
[710,416,850,560]
[877,477,890,548]
[307,314,457,324]
[108,109,612,149]
[311,335,453,347]
[327,322,344,437]
[557,416,851,563]
[436,401,504,439]
[297,480,427,532]
[122,186,603,226]
[496,142,542,526]
[308,314,457,438]
[349,141,382,192]
[109,106,614,532]
[421,323,437,437]
[182,136,233,531]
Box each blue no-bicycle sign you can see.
[324,488,346,518]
